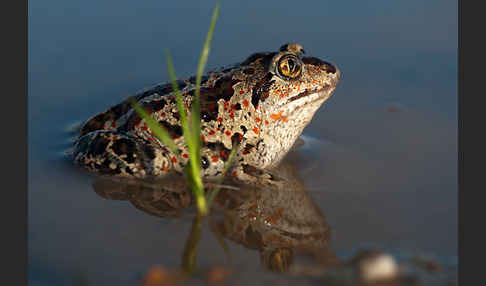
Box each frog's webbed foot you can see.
[231,164,286,187]
[73,130,180,178]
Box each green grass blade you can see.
[131,99,180,157]
[185,3,220,216]
[191,3,220,162]
[195,3,220,95]
[165,51,191,143]
[165,51,207,216]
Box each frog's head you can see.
[239,43,340,166]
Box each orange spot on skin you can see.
[270,110,284,121]
[264,214,280,225]
[224,107,228,111]
[161,112,166,117]
[220,150,229,160]
[211,155,219,162]
[239,90,244,95]
[209,130,216,136]
[247,204,257,211]
[255,117,261,123]
[242,150,249,155]
[231,104,237,110]
[217,117,223,123]
[247,213,257,220]
[253,127,260,134]
[111,121,116,128]
[162,165,169,171]
[224,101,229,106]
[142,125,148,131]
[182,153,189,159]
[232,171,238,178]
[171,157,177,163]
[264,120,269,125]
[201,135,206,142]
[225,130,231,136]
[229,112,234,119]
[216,127,220,131]
[243,99,249,107]
[282,116,288,122]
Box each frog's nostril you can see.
[324,62,337,75]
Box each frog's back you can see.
[73,43,340,182]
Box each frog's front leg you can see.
[199,141,285,186]
[73,130,182,178]
[231,164,286,187]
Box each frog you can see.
[73,43,340,184]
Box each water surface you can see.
[29,0,457,284]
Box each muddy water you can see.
[29,0,457,284]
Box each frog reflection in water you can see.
[74,43,340,185]
[93,156,341,272]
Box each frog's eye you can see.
[277,55,302,79]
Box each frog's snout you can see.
[323,61,340,81]
[323,61,340,87]
[302,56,340,80]
[326,62,340,86]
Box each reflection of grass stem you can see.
[131,3,220,216]
[181,214,204,274]
[209,213,232,264]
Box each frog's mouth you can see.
[288,84,334,104]
[287,69,340,106]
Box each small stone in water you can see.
[206,265,232,285]
[141,265,174,286]
[354,250,399,282]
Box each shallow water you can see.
[29,0,457,285]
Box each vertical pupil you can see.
[288,59,295,72]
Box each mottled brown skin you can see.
[73,43,340,184]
